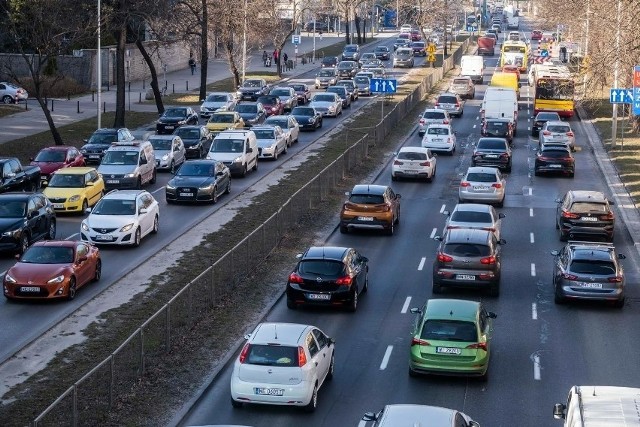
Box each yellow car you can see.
[43,167,105,214]
[206,111,245,135]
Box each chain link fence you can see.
[32,37,470,427]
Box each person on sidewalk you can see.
[262,51,268,66]
[283,52,288,69]
[188,57,196,75]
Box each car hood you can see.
[180,138,201,147]
[169,176,214,188]
[207,123,236,131]
[43,187,83,198]
[257,139,277,148]
[158,117,185,124]
[154,149,170,157]
[317,75,336,81]
[292,114,314,122]
[7,263,69,284]
[30,161,65,175]
[309,101,334,108]
[97,165,136,175]
[239,87,261,93]
[238,112,259,121]
[86,214,134,229]
[201,101,229,110]
[82,143,110,151]
[0,217,24,232]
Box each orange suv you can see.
[340,184,401,235]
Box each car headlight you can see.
[120,223,134,232]
[4,273,16,284]
[81,222,89,231]
[124,173,136,178]
[166,183,176,190]
[200,183,214,191]
[162,154,169,161]
[328,106,335,112]
[2,228,21,238]
[80,149,87,154]
[178,120,187,125]
[47,275,65,284]
[308,118,315,123]
[233,156,242,163]
[315,79,320,84]
[205,154,213,160]
[68,195,81,202]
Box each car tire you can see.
[326,354,335,380]
[339,224,348,234]
[19,234,29,255]
[241,164,248,177]
[136,177,142,189]
[569,172,575,178]
[46,220,56,240]
[614,298,625,309]
[231,396,243,408]
[152,215,159,234]
[534,169,540,176]
[304,385,318,412]
[479,369,489,382]
[67,277,77,301]
[554,286,566,304]
[2,95,14,104]
[212,187,219,204]
[93,259,102,282]
[225,180,231,195]
[496,197,504,208]
[150,169,157,185]
[166,198,174,204]
[559,229,568,242]
[170,160,175,174]
[348,289,358,312]
[81,199,88,215]
[386,221,394,236]
[391,174,398,181]
[133,228,141,247]
[408,367,419,377]
[489,282,500,297]
[286,298,297,309]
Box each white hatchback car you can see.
[230,322,335,412]
[458,166,506,207]
[80,190,159,247]
[417,109,451,137]
[391,147,437,182]
[421,123,456,154]
[539,121,576,150]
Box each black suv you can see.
[321,56,339,68]
[81,128,135,164]
[432,229,506,296]
[551,242,625,307]
[531,112,561,137]
[472,137,512,172]
[286,246,369,312]
[0,192,56,254]
[556,190,615,242]
[481,118,513,144]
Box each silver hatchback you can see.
[435,92,464,117]
[539,121,576,151]
[443,203,505,239]
[459,167,506,207]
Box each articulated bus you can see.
[500,41,528,72]
[532,65,575,118]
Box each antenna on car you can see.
[274,324,278,340]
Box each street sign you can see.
[292,35,301,45]
[634,65,640,115]
[427,53,436,62]
[427,43,437,53]
[370,78,397,93]
[610,88,633,104]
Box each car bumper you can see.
[81,231,136,245]
[239,93,260,101]
[459,190,504,204]
[166,187,216,203]
[423,142,454,152]
[409,353,488,377]
[0,239,21,253]
[557,282,623,302]
[51,201,84,212]
[287,286,354,307]
[340,215,392,231]
[103,177,140,190]
[4,280,72,300]
[230,376,313,407]
[535,163,574,174]
[433,268,499,287]
[472,159,510,170]
[392,167,433,179]
[157,124,183,134]
[299,122,318,130]
[558,224,614,240]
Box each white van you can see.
[481,87,519,133]
[460,55,485,84]
[98,140,156,190]
[206,129,258,177]
[554,386,640,427]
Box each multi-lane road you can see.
[179,23,640,427]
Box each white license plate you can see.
[485,154,499,159]
[95,234,113,241]
[548,164,562,168]
[164,125,174,129]
[456,274,476,281]
[358,216,374,221]
[20,286,40,292]
[255,388,284,396]
[473,186,490,191]
[179,192,193,197]
[106,180,119,184]
[432,139,442,142]
[436,347,462,354]
[579,282,603,288]
[581,217,598,221]
[89,155,100,159]
[53,203,64,209]
[307,293,331,300]
[404,170,418,174]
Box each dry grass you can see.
[0,104,26,118]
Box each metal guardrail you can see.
[31,36,470,427]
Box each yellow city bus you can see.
[500,41,528,72]
[533,65,575,118]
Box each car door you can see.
[173,138,185,166]
[74,243,93,286]
[275,127,285,154]
[137,194,152,236]
[26,196,44,241]
[353,250,368,291]
[305,332,326,385]
[311,329,333,383]
[86,170,101,205]
[553,246,568,285]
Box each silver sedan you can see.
[538,121,576,151]
[443,203,505,239]
[309,93,343,117]
[252,125,288,160]
[458,166,506,207]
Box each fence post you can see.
[109,355,115,410]
[72,384,78,427]
[188,285,193,326]
[210,266,215,307]
[140,328,145,375]
[166,304,171,352]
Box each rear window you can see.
[349,194,385,204]
[298,260,344,276]
[245,344,298,367]
[451,211,492,223]
[569,260,616,275]
[453,79,469,85]
[569,202,608,213]
[466,172,498,183]
[427,127,449,135]
[537,113,560,121]
[438,96,458,104]
[421,320,478,342]
[477,139,507,150]
[547,125,570,133]
[397,151,427,161]
[540,149,570,158]
[443,243,491,257]
[423,111,445,119]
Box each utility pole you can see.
[612,0,621,147]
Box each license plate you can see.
[106,180,119,184]
[95,234,113,241]
[89,155,100,159]
[307,293,331,300]
[436,347,461,354]
[548,164,562,168]
[581,217,598,221]
[254,388,284,396]
[358,216,374,221]
[404,170,418,174]
[485,154,499,159]
[473,186,489,191]
[456,274,476,281]
[432,139,442,142]
[20,286,40,292]
[164,125,174,129]
[53,203,64,209]
[179,192,193,197]
[579,282,603,288]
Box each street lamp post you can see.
[612,0,621,146]
[97,0,101,129]
[312,17,316,63]
[241,0,248,82]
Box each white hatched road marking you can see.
[380,345,393,370]
[401,297,412,314]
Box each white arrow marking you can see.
[388,81,396,91]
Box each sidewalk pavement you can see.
[0,32,394,146]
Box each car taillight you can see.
[437,253,453,262]
[336,275,353,286]
[600,213,614,220]
[480,256,496,265]
[419,161,430,166]
[435,102,440,107]
[492,183,502,188]
[542,131,551,135]
[288,272,304,284]
[419,119,426,125]
[562,273,578,280]
[482,227,496,232]
[455,102,460,107]
[443,120,449,124]
[239,343,251,363]
[298,346,307,367]
[411,337,430,346]
[561,210,580,219]
[460,181,470,187]
[608,276,623,283]
[466,342,488,351]
[566,131,574,137]
[394,160,403,165]
[500,153,509,158]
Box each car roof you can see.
[40,146,73,151]
[250,322,311,346]
[102,189,146,200]
[466,166,500,175]
[478,137,508,144]
[425,299,480,321]
[52,167,95,175]
[444,228,493,244]
[453,203,493,213]
[376,404,458,425]
[398,147,431,154]
[423,108,446,113]
[567,190,608,203]
[569,245,616,262]
[31,240,78,249]
[302,246,349,261]
[351,184,388,195]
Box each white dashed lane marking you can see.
[418,257,426,271]
[531,263,536,277]
[380,345,393,370]
[401,297,411,314]
[532,303,538,320]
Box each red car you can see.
[3,240,101,300]
[256,95,284,117]
[410,29,422,41]
[531,30,543,40]
[30,146,85,186]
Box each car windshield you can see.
[163,108,186,118]
[205,94,228,102]
[354,77,369,84]
[48,173,85,188]
[322,57,336,64]
[271,89,289,96]
[290,84,305,91]
[265,119,287,128]
[375,47,388,52]
[569,260,616,275]
[438,96,458,104]
[298,260,344,276]
[338,63,354,69]
[211,139,244,153]
[569,202,607,213]
[451,211,492,223]
[101,150,138,165]
[537,113,560,121]
[87,133,117,144]
[313,94,335,102]
[547,125,570,133]
[254,130,275,139]
[421,320,478,342]
[423,111,445,119]
[540,149,570,158]
[397,151,428,161]
[174,128,201,139]
[344,46,357,52]
[318,70,335,77]
[327,88,345,96]
[150,139,172,151]
[209,114,235,123]
[349,194,384,204]
[477,140,507,150]
[92,199,136,215]
[292,107,313,116]
[444,243,491,257]
[466,172,498,183]
[453,79,469,86]
[427,127,449,135]
[177,163,214,176]
[486,122,508,131]
[0,201,26,218]
[244,344,298,367]
[242,80,262,87]
[257,96,277,104]
[21,246,74,264]
[235,104,257,113]
[34,150,66,162]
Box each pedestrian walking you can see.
[283,52,288,63]
[319,30,323,40]
[188,57,196,75]
[262,51,268,66]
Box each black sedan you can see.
[165,160,231,204]
[0,192,56,254]
[532,111,561,137]
[235,102,267,127]
[172,125,212,159]
[481,118,514,144]
[534,145,575,177]
[374,45,390,60]
[290,106,323,131]
[471,137,512,172]
[288,83,311,105]
[156,107,199,135]
[286,246,369,312]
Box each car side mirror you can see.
[553,403,566,420]
[469,422,481,427]
[550,250,559,256]
[216,171,225,177]
[498,213,505,219]
[139,208,148,214]
[28,211,38,219]
[498,238,506,245]
[140,158,147,165]
[608,200,615,206]
[246,147,253,153]
[487,311,497,318]
[77,256,88,264]
[29,157,34,162]
[329,337,336,345]
[85,207,92,213]
[362,412,377,422]
[409,307,422,314]
[555,198,562,203]
[396,194,401,199]
[85,182,94,187]
[434,235,442,241]
[442,210,450,216]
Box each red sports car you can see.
[3,240,101,300]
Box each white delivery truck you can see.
[554,386,640,427]
[481,87,519,134]
[507,16,519,29]
[460,55,485,85]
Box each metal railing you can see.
[31,37,470,427]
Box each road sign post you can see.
[633,65,640,115]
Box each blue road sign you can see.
[370,78,398,94]
[634,65,640,115]
[291,35,301,45]
[610,88,633,104]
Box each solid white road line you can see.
[533,355,541,380]
[530,232,535,244]
[401,297,411,314]
[439,204,446,213]
[380,345,393,370]
[530,208,534,217]
[418,257,426,271]
[429,228,437,239]
[531,263,536,277]
[532,303,538,320]
[66,233,79,240]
